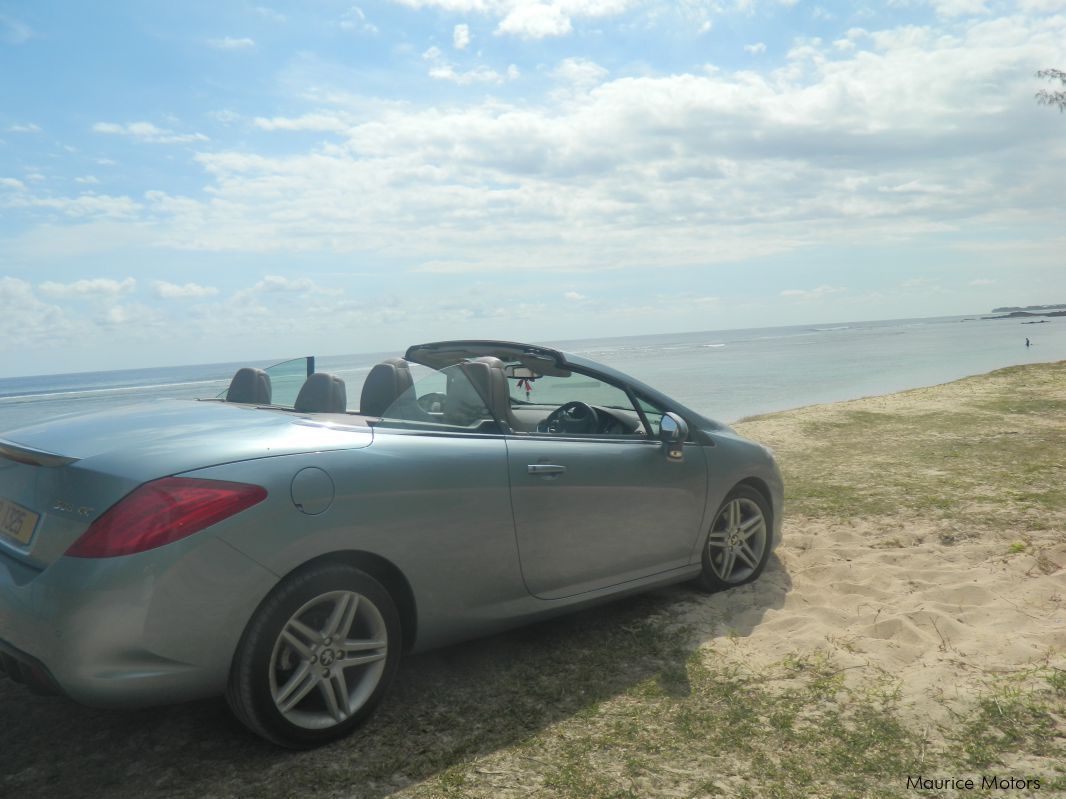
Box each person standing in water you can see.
[1026,337,1031,347]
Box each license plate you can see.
[0,497,39,546]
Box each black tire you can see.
[697,485,773,593]
[226,562,401,748]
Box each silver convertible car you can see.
[0,340,782,747]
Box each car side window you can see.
[376,364,496,432]
[507,369,646,437]
[635,395,668,437]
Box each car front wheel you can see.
[227,562,401,748]
[697,485,772,592]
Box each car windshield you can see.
[505,369,635,410]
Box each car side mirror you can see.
[659,412,688,461]
[659,412,688,442]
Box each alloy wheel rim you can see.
[706,497,767,584]
[268,590,388,730]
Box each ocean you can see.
[1,314,1062,434]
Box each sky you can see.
[1,0,1064,376]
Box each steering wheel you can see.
[543,401,599,434]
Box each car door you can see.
[506,395,708,601]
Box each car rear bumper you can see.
[0,636,64,695]
[0,535,278,708]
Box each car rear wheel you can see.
[227,562,401,748]
[697,485,772,592]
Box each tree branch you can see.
[1036,68,1066,112]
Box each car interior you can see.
[219,355,655,437]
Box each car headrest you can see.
[226,367,272,404]
[360,358,414,417]
[466,356,511,420]
[294,372,347,414]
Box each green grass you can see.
[946,668,1066,771]
[743,364,1066,533]
[395,634,1064,799]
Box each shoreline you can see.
[2,312,1063,433]
[731,356,1066,424]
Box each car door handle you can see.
[527,464,566,476]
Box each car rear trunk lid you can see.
[0,399,372,569]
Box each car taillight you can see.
[65,477,267,558]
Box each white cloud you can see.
[223,278,340,325]
[564,290,586,300]
[744,42,766,54]
[255,6,287,22]
[423,47,517,84]
[929,0,989,17]
[134,16,1058,269]
[0,13,31,44]
[780,285,847,300]
[152,281,220,299]
[968,278,995,286]
[453,23,471,49]
[253,113,350,132]
[340,7,378,33]
[39,277,137,298]
[1017,0,1066,9]
[0,278,72,347]
[9,7,1062,289]
[551,57,609,87]
[392,0,630,12]
[92,121,209,144]
[7,123,41,133]
[430,63,514,84]
[554,0,632,11]
[4,193,140,219]
[0,178,25,190]
[211,109,242,125]
[207,36,256,50]
[249,275,324,293]
[98,303,164,329]
[393,0,633,38]
[497,4,572,37]
[74,175,100,185]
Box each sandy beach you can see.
[2,362,1064,798]
[714,361,1066,727]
